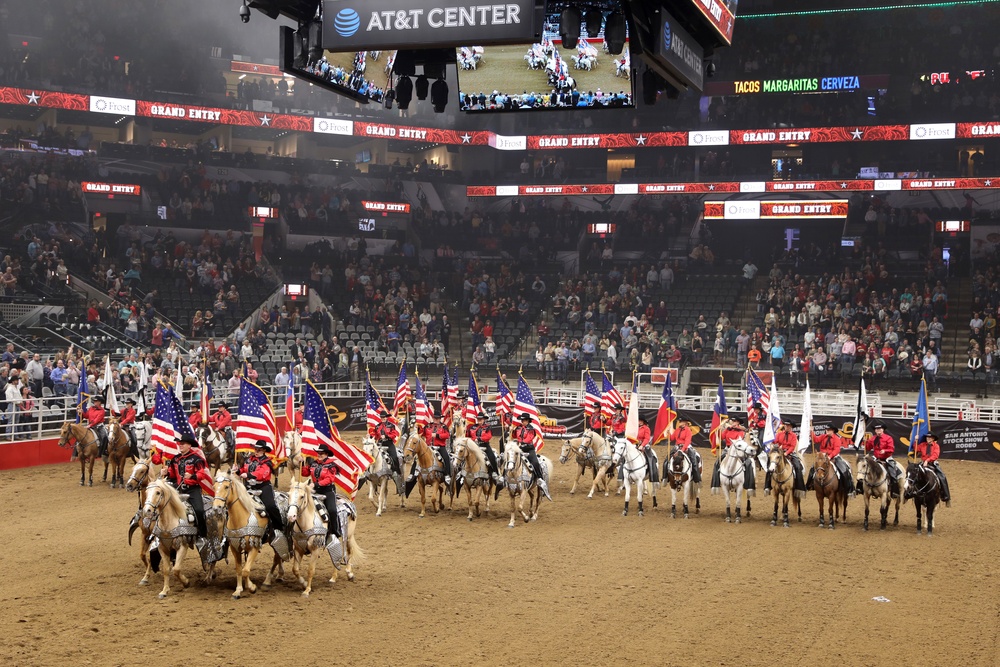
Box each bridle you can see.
[906,465,937,498]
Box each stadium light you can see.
[641,68,661,105]
[560,7,583,48]
[431,79,448,113]
[395,76,413,110]
[604,10,626,54]
[706,60,717,78]
[239,1,251,23]
[584,8,603,38]
[415,74,429,100]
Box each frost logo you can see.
[335,8,361,37]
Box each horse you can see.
[196,424,230,473]
[402,433,447,517]
[104,418,133,488]
[713,438,752,523]
[58,421,100,486]
[664,446,701,519]
[501,445,550,528]
[282,430,305,472]
[615,57,630,79]
[362,435,405,516]
[133,421,152,459]
[904,462,941,536]
[856,453,901,531]
[142,479,210,598]
[125,458,158,585]
[560,429,616,498]
[767,448,802,527]
[453,438,493,521]
[286,479,363,597]
[814,452,848,529]
[611,437,657,516]
[210,473,285,599]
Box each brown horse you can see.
[196,424,231,473]
[402,433,447,518]
[58,421,100,486]
[286,479,363,597]
[211,472,285,599]
[813,453,848,529]
[767,448,802,527]
[856,453,901,531]
[104,418,133,488]
[125,458,158,585]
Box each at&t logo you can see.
[335,8,361,37]
[663,21,671,51]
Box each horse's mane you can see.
[149,479,187,516]
[458,438,486,469]
[228,473,255,511]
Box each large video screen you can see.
[298,49,396,104]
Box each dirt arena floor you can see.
[458,44,630,98]
[2,438,998,667]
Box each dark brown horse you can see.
[813,453,848,529]
[105,419,133,488]
[904,462,941,536]
[196,424,232,473]
[59,421,100,486]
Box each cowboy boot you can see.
[806,468,815,491]
[764,471,772,495]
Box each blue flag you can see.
[908,376,930,461]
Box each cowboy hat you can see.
[519,413,532,422]
[254,439,272,452]
[317,444,333,455]
[177,435,198,446]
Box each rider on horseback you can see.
[188,406,206,432]
[422,412,453,486]
[301,444,342,539]
[865,423,902,498]
[375,409,403,477]
[210,404,234,452]
[808,425,854,497]
[765,420,807,494]
[512,413,552,500]
[588,410,607,434]
[747,402,767,443]
[672,417,700,483]
[80,395,108,458]
[239,440,286,543]
[719,417,756,491]
[636,416,660,483]
[162,435,208,537]
[610,404,627,439]
[914,432,951,506]
[118,398,139,458]
[466,413,501,485]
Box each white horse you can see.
[362,435,404,516]
[132,421,152,459]
[615,57,630,79]
[369,50,381,61]
[385,50,396,74]
[713,438,754,523]
[501,445,551,528]
[663,446,701,519]
[610,437,657,516]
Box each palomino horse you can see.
[767,448,802,527]
[58,421,100,486]
[282,430,305,472]
[713,439,752,523]
[611,437,657,516]
[286,479,363,597]
[856,453,901,531]
[362,435,405,516]
[453,438,493,520]
[142,479,210,598]
[904,462,941,536]
[105,418,133,488]
[560,429,615,498]
[196,424,231,473]
[210,473,285,599]
[664,446,701,519]
[402,433,447,517]
[814,452,848,529]
[125,458,159,586]
[501,445,551,528]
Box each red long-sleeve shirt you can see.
[610,413,627,436]
[866,433,895,460]
[239,454,273,484]
[673,425,693,450]
[915,440,940,464]
[188,410,204,430]
[118,406,136,426]
[814,433,842,459]
[588,414,607,431]
[302,458,339,488]
[637,423,652,447]
[774,430,798,456]
[423,423,450,447]
[83,406,105,428]
[210,409,232,430]
[376,421,400,442]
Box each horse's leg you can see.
[682,480,690,519]
[508,489,517,528]
[263,550,282,586]
[232,547,246,599]
[569,465,579,495]
[157,545,172,598]
[342,519,359,582]
[102,453,109,483]
[829,493,837,530]
[367,476,378,510]
[519,486,531,523]
[80,456,86,486]
[670,482,678,519]
[735,486,743,524]
[926,501,935,537]
[637,477,645,517]
[302,549,317,597]
[88,455,95,486]
[782,493,790,528]
[864,492,871,531]
[879,493,889,530]
[242,546,261,594]
[418,481,427,518]
[892,494,900,526]
[139,541,152,585]
[818,490,826,527]
[915,501,923,534]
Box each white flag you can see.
[103,356,120,413]
[761,375,781,451]
[797,377,812,454]
[852,378,868,449]
[174,366,183,403]
[625,378,639,443]
[135,360,149,414]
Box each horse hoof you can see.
[158,593,167,599]
[467,517,473,522]
[88,481,93,487]
[508,523,515,528]
[138,580,149,586]
[783,523,790,528]
[684,514,689,519]
[770,520,777,527]
[926,532,933,537]
[232,594,241,600]
[725,517,731,523]
[671,513,676,519]
[735,518,741,524]
[301,592,310,598]
[622,511,628,517]
[348,573,355,581]
[638,511,644,517]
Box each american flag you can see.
[442,366,459,427]
[601,371,624,419]
[440,364,452,428]
[235,378,276,454]
[366,372,387,436]
[463,372,482,423]
[413,373,431,429]
[285,361,295,431]
[301,381,373,499]
[583,372,602,418]
[393,362,410,415]
[150,380,196,460]
[512,375,544,451]
[495,370,514,420]
[746,367,770,414]
[653,372,677,445]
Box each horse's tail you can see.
[347,523,365,564]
